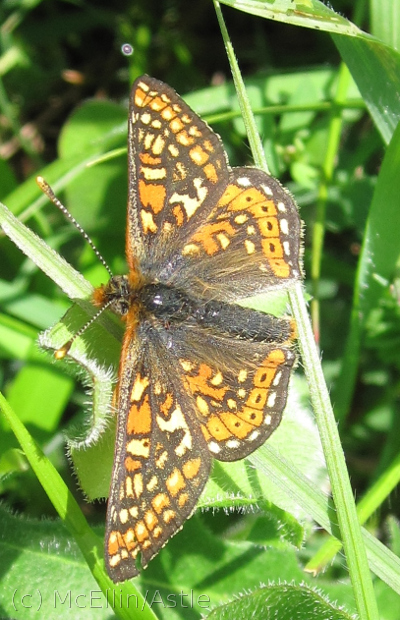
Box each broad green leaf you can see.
[0,393,154,620]
[0,505,314,620]
[58,100,127,160]
[0,200,92,300]
[4,362,73,439]
[59,99,128,236]
[205,583,354,620]
[0,506,109,620]
[220,0,362,37]
[374,579,400,620]
[221,0,400,146]
[1,287,68,330]
[334,35,400,144]
[370,0,400,50]
[0,313,38,359]
[135,515,309,620]
[334,110,400,421]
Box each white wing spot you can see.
[211,371,223,386]
[245,239,255,254]
[217,233,230,249]
[261,183,273,196]
[157,406,192,456]
[141,166,167,180]
[238,369,247,382]
[273,371,282,386]
[280,218,289,235]
[170,177,207,219]
[208,441,221,454]
[131,374,150,402]
[196,395,209,416]
[138,80,150,92]
[126,438,150,458]
[152,135,165,155]
[168,144,179,157]
[235,213,248,224]
[144,133,155,150]
[140,112,152,125]
[141,209,158,233]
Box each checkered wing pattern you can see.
[176,168,302,302]
[169,324,296,461]
[126,76,229,277]
[105,323,210,582]
[127,77,301,300]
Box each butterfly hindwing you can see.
[173,167,302,302]
[167,322,296,462]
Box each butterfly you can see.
[71,75,301,582]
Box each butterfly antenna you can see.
[36,176,113,278]
[37,176,115,358]
[54,298,115,359]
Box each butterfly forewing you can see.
[126,76,229,277]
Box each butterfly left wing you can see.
[105,322,210,582]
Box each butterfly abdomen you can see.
[194,299,295,343]
[140,282,294,343]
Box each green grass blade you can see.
[307,451,400,573]
[290,282,379,619]
[334,35,400,144]
[0,390,158,620]
[334,116,400,421]
[214,2,380,617]
[371,0,400,48]
[0,200,92,300]
[250,442,400,596]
